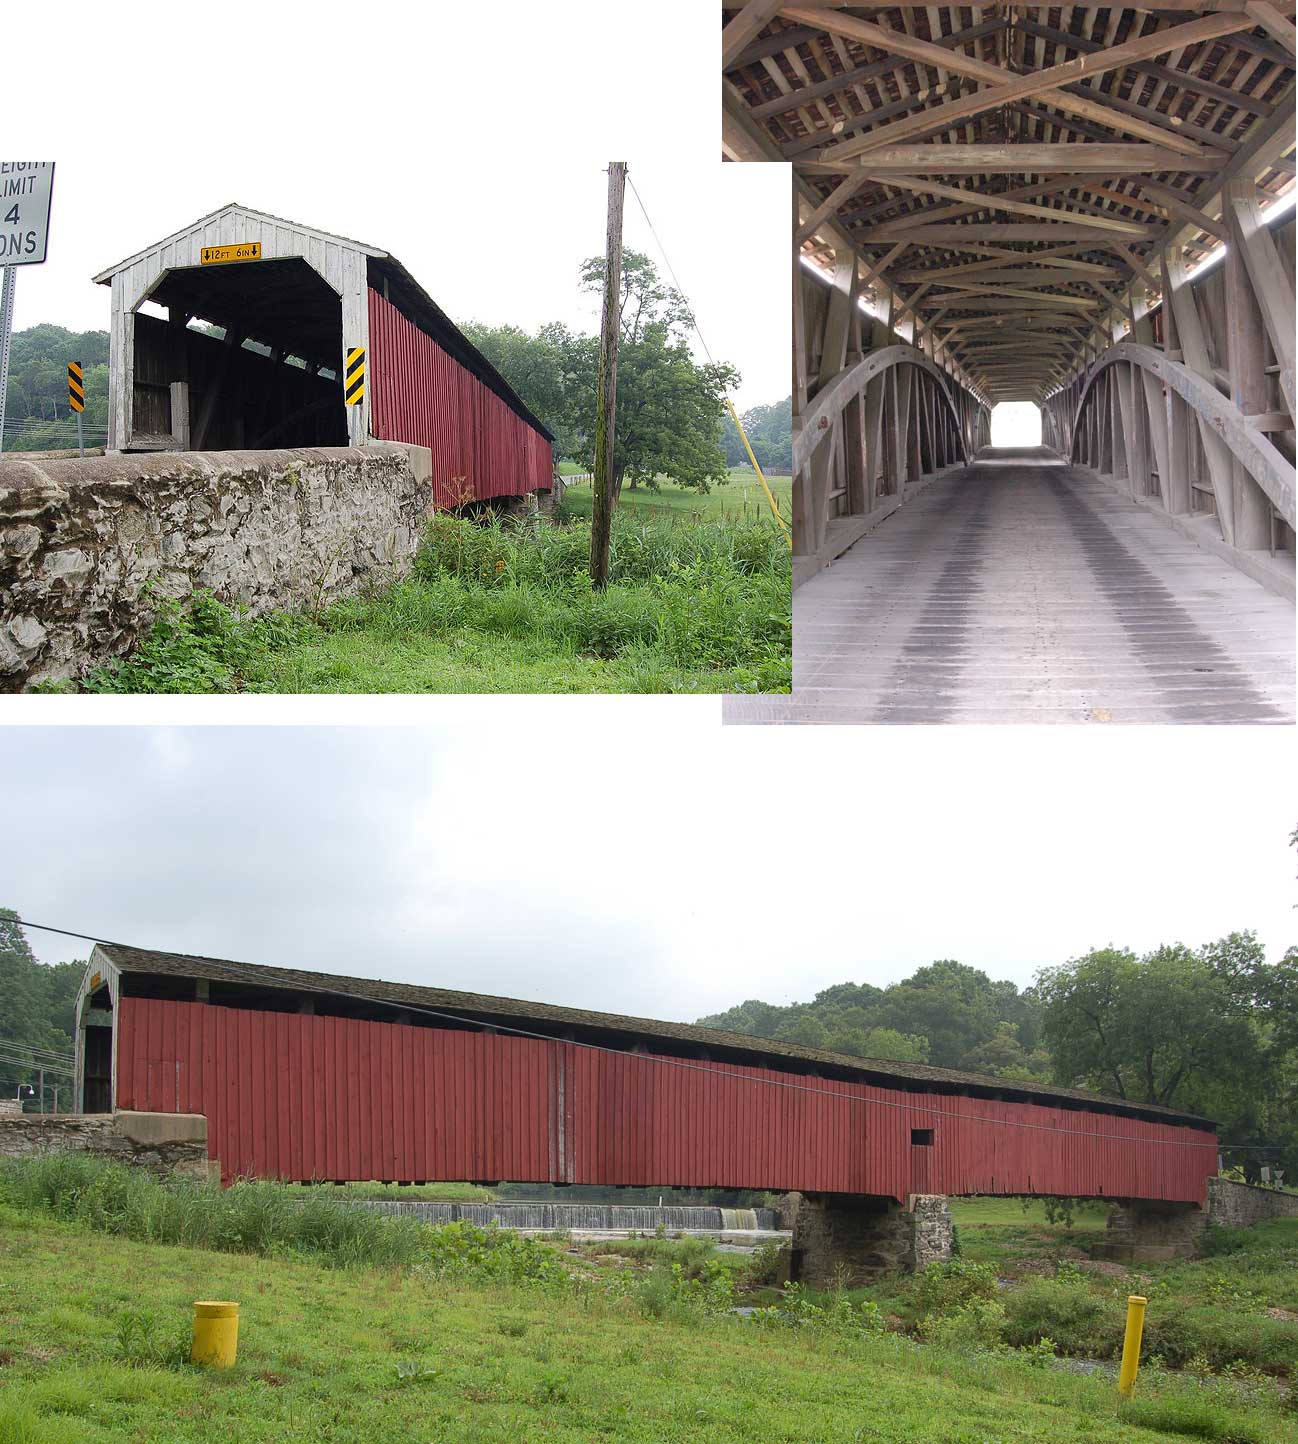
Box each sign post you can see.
[68,360,84,456]
[0,163,56,457]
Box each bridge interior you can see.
[131,259,348,451]
[721,1,1296,723]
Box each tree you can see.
[0,909,84,1100]
[1036,940,1262,1106]
[871,960,1012,1069]
[722,397,793,472]
[2,325,110,448]
[576,250,738,495]
[459,320,588,461]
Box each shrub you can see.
[83,589,299,693]
[917,1296,1007,1350]
[913,1257,999,1318]
[1000,1277,1122,1357]
[742,1240,784,1287]
[750,1283,886,1339]
[635,1259,733,1322]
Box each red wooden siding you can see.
[116,997,1217,1202]
[367,289,553,508]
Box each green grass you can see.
[4,1202,1293,1444]
[73,508,790,695]
[848,1203,1298,1385]
[561,467,793,526]
[281,1181,495,1203]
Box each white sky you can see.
[5,1,789,412]
[5,722,1293,1017]
[991,403,1044,448]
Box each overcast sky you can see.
[5,724,1293,1017]
[6,2,789,411]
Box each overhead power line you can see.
[13,917,1224,1150]
[624,174,790,546]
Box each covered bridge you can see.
[73,942,1218,1278]
[93,203,554,508]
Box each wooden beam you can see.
[1157,81,1297,251]
[859,241,909,292]
[1126,178,1228,241]
[780,8,1252,164]
[749,16,1008,121]
[722,0,786,68]
[1013,17,1276,118]
[797,173,872,243]
[822,143,1226,175]
[1244,0,1297,50]
[858,173,1152,234]
[1164,248,1240,539]
[861,221,1160,242]
[940,283,1099,307]
[1223,181,1296,420]
[724,22,820,71]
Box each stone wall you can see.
[792,1192,953,1285]
[1207,1177,1298,1227]
[1095,1199,1207,1262]
[0,1111,212,1181]
[0,442,432,689]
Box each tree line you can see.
[0,911,82,1104]
[1,325,110,450]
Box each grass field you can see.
[560,467,793,527]
[71,506,791,696]
[1,1158,1295,1444]
[5,1203,1294,1444]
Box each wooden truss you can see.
[722,0,1296,580]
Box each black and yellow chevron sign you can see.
[344,347,365,407]
[67,361,85,413]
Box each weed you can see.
[113,1309,188,1369]
[76,508,790,695]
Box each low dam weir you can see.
[355,1201,779,1232]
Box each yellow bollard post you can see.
[191,1300,239,1368]
[1118,1295,1147,1397]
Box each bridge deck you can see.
[733,450,1295,725]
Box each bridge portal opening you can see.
[990,403,1043,450]
[78,975,114,1114]
[128,257,347,452]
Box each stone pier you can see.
[1094,1199,1207,1262]
[791,1192,954,1285]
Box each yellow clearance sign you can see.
[200,243,262,266]
[67,361,84,413]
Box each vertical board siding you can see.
[367,289,554,507]
[116,997,1217,1202]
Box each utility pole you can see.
[589,161,626,591]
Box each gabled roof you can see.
[91,202,386,284]
[93,941,1213,1129]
